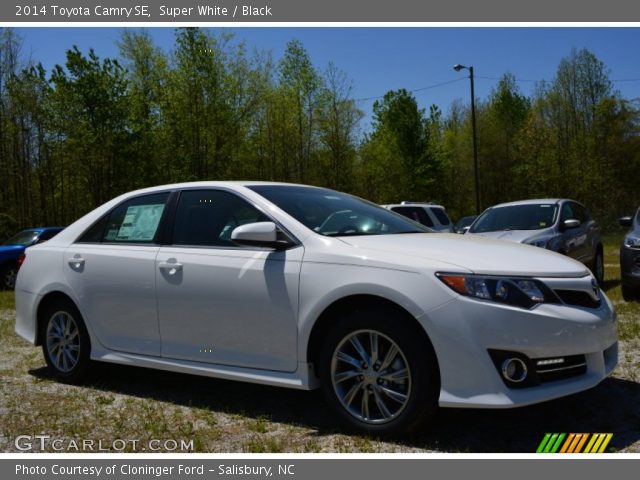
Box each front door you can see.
[156,189,301,372]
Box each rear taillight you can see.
[17,253,26,269]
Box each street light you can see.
[453,64,480,215]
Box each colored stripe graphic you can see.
[537,433,552,453]
[574,433,589,453]
[537,433,613,453]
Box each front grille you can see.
[554,289,601,309]
[535,354,587,383]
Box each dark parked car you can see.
[0,227,64,289]
[454,215,477,234]
[619,208,640,301]
[466,199,604,283]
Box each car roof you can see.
[488,198,567,208]
[22,227,65,233]
[385,203,447,209]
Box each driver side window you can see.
[560,203,575,222]
[172,190,269,247]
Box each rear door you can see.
[64,192,170,356]
[155,189,302,372]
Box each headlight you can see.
[436,273,551,309]
[624,235,640,249]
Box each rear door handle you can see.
[159,262,183,275]
[68,257,85,268]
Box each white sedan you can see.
[15,182,618,436]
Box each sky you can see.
[13,27,640,130]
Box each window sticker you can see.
[116,204,165,241]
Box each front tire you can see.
[318,307,439,437]
[592,248,605,285]
[41,299,91,383]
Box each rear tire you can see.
[622,284,638,302]
[41,298,92,383]
[318,306,439,437]
[1,264,17,290]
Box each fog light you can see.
[501,358,528,383]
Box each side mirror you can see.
[562,219,581,230]
[231,222,291,250]
[619,216,633,227]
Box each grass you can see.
[0,291,14,310]
[0,237,638,453]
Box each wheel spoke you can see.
[334,369,361,384]
[349,335,370,365]
[361,387,371,420]
[336,351,362,370]
[379,385,407,404]
[369,332,379,366]
[343,380,363,407]
[373,388,392,419]
[379,368,409,382]
[379,344,399,372]
[67,344,80,352]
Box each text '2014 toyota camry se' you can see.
[15,182,618,436]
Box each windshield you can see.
[3,230,38,246]
[248,185,430,237]
[455,216,476,229]
[470,204,558,233]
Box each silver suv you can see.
[383,202,453,232]
[466,198,604,283]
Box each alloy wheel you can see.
[331,329,411,424]
[46,311,81,373]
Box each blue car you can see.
[0,227,64,289]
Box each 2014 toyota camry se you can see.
[15,182,618,436]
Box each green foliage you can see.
[0,29,638,231]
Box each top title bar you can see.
[3,0,640,23]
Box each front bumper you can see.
[421,286,618,408]
[620,245,640,287]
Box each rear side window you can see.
[172,190,269,247]
[37,230,60,242]
[430,208,451,226]
[78,192,169,244]
[391,206,434,228]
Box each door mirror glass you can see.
[619,216,633,227]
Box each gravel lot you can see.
[1,236,638,453]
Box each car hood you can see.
[466,229,545,243]
[338,233,588,277]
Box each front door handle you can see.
[159,261,183,275]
